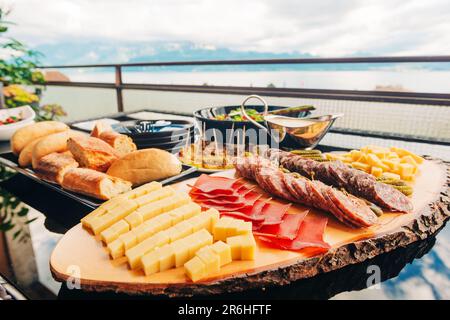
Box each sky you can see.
[2,0,450,57]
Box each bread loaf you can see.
[31,130,85,168]
[106,148,182,186]
[91,121,113,138]
[11,121,69,155]
[34,152,79,184]
[61,168,132,200]
[19,137,44,167]
[98,131,137,157]
[67,136,119,172]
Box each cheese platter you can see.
[49,146,450,297]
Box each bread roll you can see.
[31,130,85,168]
[11,121,69,155]
[91,121,113,138]
[98,131,137,157]
[61,168,132,200]
[34,152,79,184]
[106,148,182,186]
[67,136,119,172]
[19,137,44,167]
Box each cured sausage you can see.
[239,156,378,228]
[266,148,413,213]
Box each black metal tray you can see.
[0,152,196,209]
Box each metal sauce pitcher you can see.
[240,95,343,149]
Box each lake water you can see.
[62,69,450,93]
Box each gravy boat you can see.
[240,95,343,149]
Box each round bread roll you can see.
[106,148,182,186]
[11,121,69,155]
[31,130,86,168]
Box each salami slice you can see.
[323,187,377,227]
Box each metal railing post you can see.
[115,65,124,112]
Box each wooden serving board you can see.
[50,157,450,297]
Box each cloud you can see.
[2,0,450,56]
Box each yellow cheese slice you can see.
[212,217,234,241]
[184,256,207,282]
[210,241,232,266]
[188,229,213,259]
[90,200,138,235]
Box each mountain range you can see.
[34,41,450,71]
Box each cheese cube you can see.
[157,244,175,271]
[181,203,202,219]
[126,232,169,269]
[381,159,399,171]
[235,220,252,235]
[213,217,234,241]
[123,181,162,199]
[164,226,180,243]
[190,214,211,233]
[135,186,175,207]
[184,256,207,282]
[226,234,257,260]
[226,236,242,260]
[124,211,144,229]
[398,163,415,179]
[350,161,371,172]
[401,155,419,167]
[119,231,138,250]
[141,247,162,276]
[370,166,383,178]
[174,221,193,240]
[100,220,129,243]
[390,147,424,164]
[108,238,125,259]
[134,202,165,221]
[153,214,173,231]
[207,209,220,230]
[188,229,213,258]
[172,240,190,267]
[195,246,220,275]
[90,200,138,235]
[240,235,257,260]
[81,206,107,229]
[210,241,232,266]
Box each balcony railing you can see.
[36,55,450,149]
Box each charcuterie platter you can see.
[50,145,450,297]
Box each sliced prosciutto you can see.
[258,215,330,251]
[190,174,242,194]
[254,211,308,240]
[196,190,262,212]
